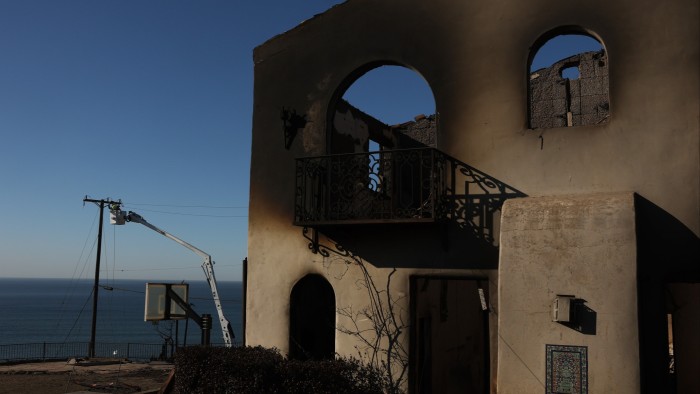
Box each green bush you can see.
[174,346,284,393]
[284,357,382,394]
[173,346,383,394]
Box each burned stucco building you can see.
[529,50,609,129]
[245,0,699,392]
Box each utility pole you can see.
[83,196,121,358]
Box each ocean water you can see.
[0,278,243,346]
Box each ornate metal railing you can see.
[294,148,524,236]
[295,148,443,224]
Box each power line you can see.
[100,284,239,302]
[63,288,94,343]
[124,202,247,209]
[115,264,242,272]
[99,285,142,294]
[120,206,247,218]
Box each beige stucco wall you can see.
[497,193,639,392]
[251,0,699,235]
[247,0,698,391]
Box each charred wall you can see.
[332,99,438,153]
[393,114,438,149]
[529,50,609,129]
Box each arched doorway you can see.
[289,274,335,360]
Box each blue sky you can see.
[0,1,599,282]
[0,0,345,281]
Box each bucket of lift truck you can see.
[110,209,127,225]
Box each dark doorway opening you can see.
[635,194,700,393]
[410,276,489,393]
[289,274,336,360]
[664,283,700,393]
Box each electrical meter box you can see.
[552,295,575,322]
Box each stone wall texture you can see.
[529,50,609,129]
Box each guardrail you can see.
[294,148,526,245]
[295,148,444,225]
[0,342,213,363]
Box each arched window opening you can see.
[289,274,335,360]
[529,32,608,129]
[331,65,437,154]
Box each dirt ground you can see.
[0,360,173,394]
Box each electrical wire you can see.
[123,202,247,209]
[56,210,99,332]
[62,200,243,345]
[120,206,247,218]
[63,287,94,342]
[67,210,99,282]
[100,285,142,294]
[115,263,241,272]
[100,284,239,302]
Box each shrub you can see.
[174,346,284,393]
[284,357,383,394]
[173,346,383,394]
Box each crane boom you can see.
[111,209,234,347]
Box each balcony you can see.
[294,148,524,240]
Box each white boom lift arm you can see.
[110,207,234,347]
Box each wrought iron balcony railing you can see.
[295,148,525,236]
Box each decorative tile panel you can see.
[546,344,588,394]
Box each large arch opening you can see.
[322,64,437,221]
[328,64,437,154]
[528,27,609,129]
[289,274,335,360]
